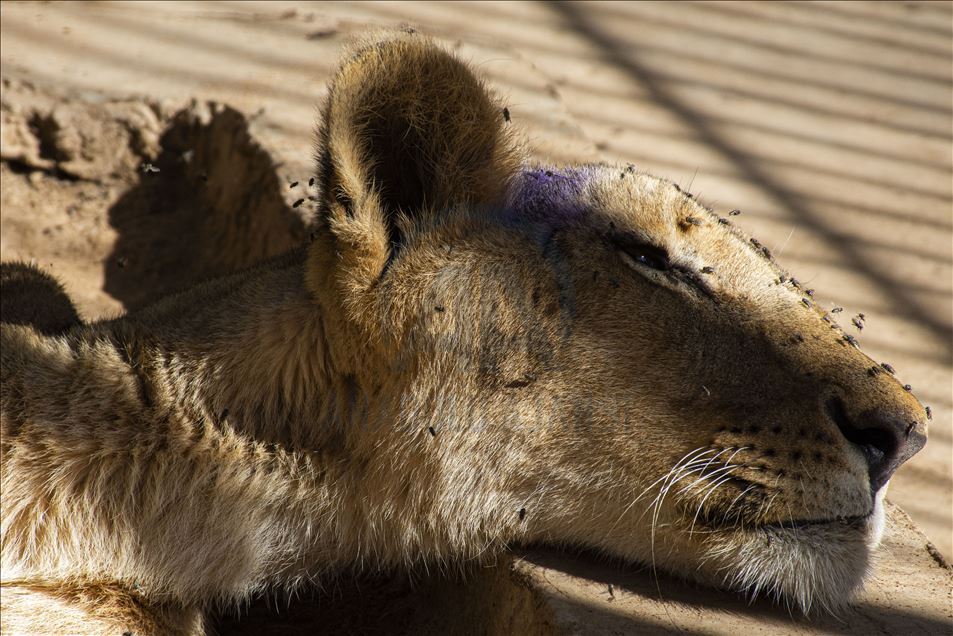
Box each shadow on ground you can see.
[104,103,308,310]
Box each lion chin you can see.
[694,485,890,615]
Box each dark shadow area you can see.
[208,546,953,635]
[210,560,555,636]
[210,574,426,636]
[546,0,953,360]
[0,262,82,334]
[104,103,308,309]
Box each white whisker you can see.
[606,447,716,536]
[689,472,738,535]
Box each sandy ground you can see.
[0,1,950,630]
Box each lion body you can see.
[0,33,927,634]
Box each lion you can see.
[0,32,928,635]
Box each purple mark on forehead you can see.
[503,166,592,224]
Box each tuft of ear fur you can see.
[314,31,522,266]
[0,262,81,335]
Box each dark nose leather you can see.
[826,397,926,492]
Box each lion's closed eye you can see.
[612,235,720,302]
[615,239,670,272]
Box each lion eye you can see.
[618,243,669,272]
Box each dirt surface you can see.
[1,1,951,632]
[1,79,310,316]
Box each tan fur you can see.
[0,32,928,633]
[0,581,203,635]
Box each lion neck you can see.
[133,247,348,450]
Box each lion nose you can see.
[826,397,926,492]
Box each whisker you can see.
[606,447,716,536]
[645,446,720,605]
[689,472,739,535]
[678,462,742,495]
[721,484,759,528]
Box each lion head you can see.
[305,33,928,613]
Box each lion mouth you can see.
[685,476,881,534]
[690,500,875,533]
[693,511,872,533]
[758,513,872,531]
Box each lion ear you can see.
[314,32,522,266]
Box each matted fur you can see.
[0,32,928,633]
